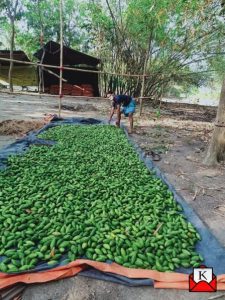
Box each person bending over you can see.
[107,91,136,133]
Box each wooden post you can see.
[8,18,15,93]
[38,66,41,94]
[38,0,44,96]
[139,32,152,116]
[42,69,45,93]
[38,48,45,96]
[159,77,164,110]
[140,74,146,116]
[139,97,143,116]
[59,0,63,117]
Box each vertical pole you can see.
[39,47,45,96]
[59,0,63,117]
[38,0,44,97]
[42,68,45,93]
[140,74,145,116]
[9,18,15,93]
[159,76,164,109]
[38,66,41,95]
[139,97,143,116]
[139,31,152,117]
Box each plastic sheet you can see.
[124,128,225,276]
[0,117,225,290]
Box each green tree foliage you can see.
[0,0,23,91]
[0,0,225,97]
[83,0,225,96]
[15,0,82,57]
[0,0,22,50]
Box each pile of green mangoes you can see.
[0,125,203,273]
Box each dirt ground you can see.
[1,92,225,300]
[132,102,225,247]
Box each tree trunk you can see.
[9,18,15,93]
[204,79,225,165]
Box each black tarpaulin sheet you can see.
[0,117,225,287]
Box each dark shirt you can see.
[112,95,132,109]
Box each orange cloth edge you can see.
[1,259,225,290]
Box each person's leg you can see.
[128,113,134,133]
[124,98,136,133]
[116,107,122,127]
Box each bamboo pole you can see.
[42,67,45,93]
[38,48,45,96]
[0,57,215,79]
[8,18,15,93]
[0,57,142,77]
[58,0,63,117]
[38,0,44,95]
[42,67,67,82]
[139,75,146,116]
